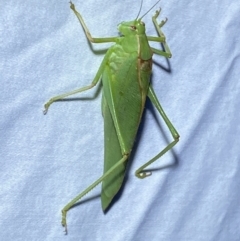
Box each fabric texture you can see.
[1,0,240,240]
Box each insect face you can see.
[118,19,146,36]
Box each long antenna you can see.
[139,0,161,20]
[135,0,144,20]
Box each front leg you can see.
[147,9,172,58]
[70,2,117,43]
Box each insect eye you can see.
[130,26,137,30]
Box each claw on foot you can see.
[159,17,168,28]
[69,1,75,11]
[62,210,68,235]
[136,171,152,179]
[62,224,68,235]
[43,104,49,115]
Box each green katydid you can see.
[44,1,179,233]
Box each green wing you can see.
[101,93,125,210]
[101,48,151,210]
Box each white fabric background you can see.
[1,0,240,240]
